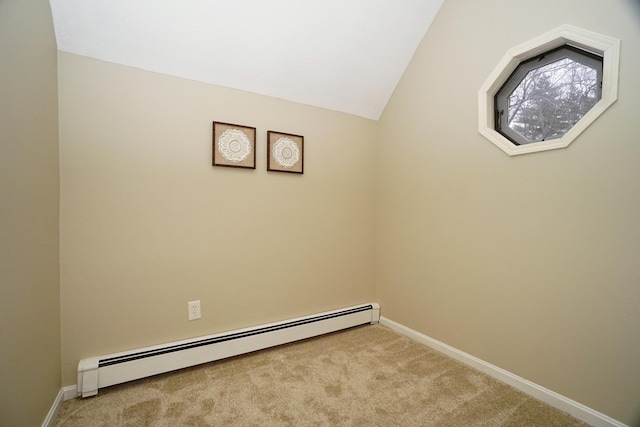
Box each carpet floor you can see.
[53,324,589,426]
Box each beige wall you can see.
[0,0,61,426]
[376,0,640,425]
[58,52,377,385]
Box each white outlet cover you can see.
[188,300,201,320]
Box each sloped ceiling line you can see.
[49,0,444,120]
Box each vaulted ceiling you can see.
[49,0,444,120]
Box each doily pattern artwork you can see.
[218,129,251,163]
[272,137,300,168]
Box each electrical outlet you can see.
[188,300,201,320]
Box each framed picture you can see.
[212,121,256,169]
[267,131,304,174]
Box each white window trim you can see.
[478,25,620,156]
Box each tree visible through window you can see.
[495,45,603,145]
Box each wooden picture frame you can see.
[267,131,304,174]
[212,121,256,169]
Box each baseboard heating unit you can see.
[77,303,380,397]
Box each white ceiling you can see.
[49,0,444,120]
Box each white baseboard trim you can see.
[42,385,77,427]
[379,316,628,427]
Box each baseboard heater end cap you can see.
[77,357,99,398]
[370,302,381,324]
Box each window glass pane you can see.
[507,57,600,143]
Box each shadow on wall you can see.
[629,0,640,18]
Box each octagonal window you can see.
[495,45,603,146]
[478,25,620,156]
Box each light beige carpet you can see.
[54,324,589,426]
